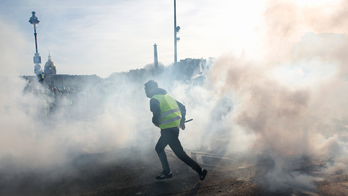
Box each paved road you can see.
[0,149,347,196]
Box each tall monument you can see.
[154,43,158,70]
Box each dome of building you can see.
[44,53,57,76]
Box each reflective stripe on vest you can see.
[159,115,181,125]
[152,94,182,129]
[160,108,180,118]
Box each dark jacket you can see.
[149,88,186,127]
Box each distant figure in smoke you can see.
[144,80,208,180]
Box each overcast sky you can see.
[0,0,340,78]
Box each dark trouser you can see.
[155,127,202,175]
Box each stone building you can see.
[44,53,57,77]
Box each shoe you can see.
[156,171,173,180]
[199,168,208,181]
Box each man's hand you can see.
[179,123,185,130]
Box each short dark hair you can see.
[144,80,158,90]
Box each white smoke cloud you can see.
[0,18,32,76]
[180,0,348,191]
[1,1,348,194]
[0,17,155,173]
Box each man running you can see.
[144,80,208,180]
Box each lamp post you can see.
[174,0,180,65]
[29,11,42,77]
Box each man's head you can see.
[144,80,158,98]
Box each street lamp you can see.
[29,11,42,77]
[174,0,180,65]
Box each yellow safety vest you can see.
[152,94,182,129]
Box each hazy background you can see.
[0,0,308,78]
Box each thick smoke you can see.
[0,18,154,178]
[1,0,348,193]
[261,0,348,63]
[194,0,348,191]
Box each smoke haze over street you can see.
[0,0,348,195]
